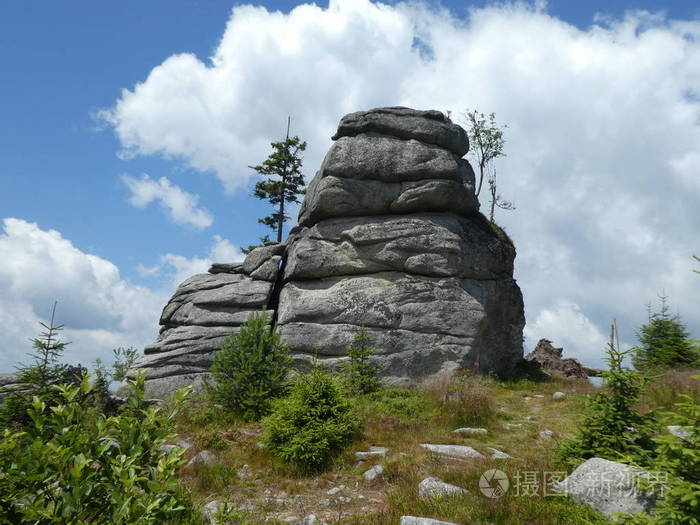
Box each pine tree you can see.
[250,117,306,243]
[632,296,700,372]
[341,327,381,395]
[206,312,291,422]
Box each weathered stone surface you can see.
[131,271,271,396]
[420,444,485,458]
[453,427,488,435]
[557,457,657,520]
[525,339,590,379]
[277,273,524,377]
[418,477,468,498]
[332,107,469,156]
[208,262,243,274]
[130,106,524,398]
[363,464,384,482]
[355,446,388,460]
[400,516,460,525]
[285,214,513,281]
[322,134,469,184]
[242,243,286,274]
[299,174,477,227]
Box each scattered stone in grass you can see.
[401,517,461,525]
[363,464,384,482]
[523,396,533,401]
[295,516,318,525]
[158,444,179,453]
[420,444,485,458]
[202,500,222,524]
[355,446,388,460]
[503,423,523,429]
[326,485,345,495]
[534,394,545,398]
[553,391,566,400]
[539,429,554,440]
[418,477,468,498]
[667,425,692,441]
[556,457,657,519]
[453,427,488,435]
[187,450,218,468]
[177,438,193,449]
[487,447,513,459]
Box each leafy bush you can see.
[622,380,700,525]
[0,375,201,524]
[558,322,658,468]
[341,326,382,395]
[632,296,700,372]
[263,366,360,473]
[207,312,291,422]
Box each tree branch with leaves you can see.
[463,109,513,222]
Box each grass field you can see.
[172,369,699,525]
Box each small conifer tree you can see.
[557,321,658,467]
[341,327,381,395]
[263,366,360,472]
[632,296,699,372]
[206,312,291,422]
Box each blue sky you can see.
[1,0,699,371]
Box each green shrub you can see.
[207,312,291,422]
[341,327,382,395]
[622,380,700,525]
[362,388,434,425]
[263,366,360,473]
[558,322,658,468]
[632,296,700,372]
[0,374,201,524]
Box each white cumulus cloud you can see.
[121,173,213,229]
[101,0,700,363]
[0,218,165,372]
[137,235,244,289]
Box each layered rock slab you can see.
[129,248,280,398]
[132,106,525,397]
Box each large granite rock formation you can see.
[130,107,525,397]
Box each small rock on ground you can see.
[453,427,487,435]
[187,450,218,468]
[355,446,388,460]
[295,516,318,525]
[401,517,460,525]
[418,477,468,498]
[553,391,566,400]
[487,447,513,459]
[539,429,554,439]
[363,464,384,482]
[420,444,484,458]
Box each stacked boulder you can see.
[129,245,284,398]
[131,107,525,397]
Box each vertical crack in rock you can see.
[131,106,525,398]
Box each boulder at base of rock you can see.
[420,444,484,458]
[557,457,657,519]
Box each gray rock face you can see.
[332,106,469,156]
[557,457,657,520]
[131,107,524,398]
